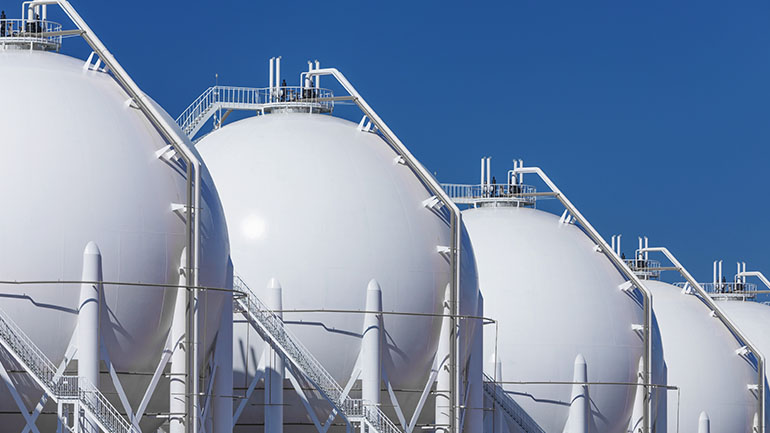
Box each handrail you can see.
[233,276,401,433]
[0,307,136,433]
[440,183,537,206]
[639,247,765,433]
[176,85,335,138]
[675,282,758,300]
[625,259,662,280]
[482,373,546,433]
[0,18,62,50]
[512,166,655,433]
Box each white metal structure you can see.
[0,3,231,433]
[624,246,765,432]
[187,60,475,433]
[443,160,659,433]
[688,266,770,427]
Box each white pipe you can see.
[362,279,382,406]
[269,57,274,101]
[564,354,589,433]
[611,235,616,254]
[169,249,188,433]
[713,261,717,286]
[276,57,281,94]
[264,278,284,433]
[493,357,503,433]
[638,237,643,259]
[518,159,524,183]
[314,60,320,88]
[78,241,101,433]
[644,237,649,260]
[741,262,746,283]
[617,235,622,257]
[717,260,722,284]
[480,158,485,187]
[486,157,491,187]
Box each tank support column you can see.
[212,260,234,433]
[564,354,589,433]
[698,412,710,433]
[362,279,383,407]
[265,278,285,433]
[78,242,101,433]
[435,284,452,433]
[465,293,484,433]
[170,249,188,433]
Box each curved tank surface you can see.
[715,300,770,426]
[463,205,649,433]
[648,280,758,432]
[0,49,230,430]
[196,112,479,427]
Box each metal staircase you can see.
[482,373,545,433]
[233,276,401,433]
[0,308,135,433]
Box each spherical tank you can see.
[648,280,757,432]
[715,300,770,426]
[463,206,648,433]
[195,111,479,425]
[0,49,229,430]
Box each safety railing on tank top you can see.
[0,19,62,50]
[624,259,662,280]
[674,281,758,301]
[0,307,135,433]
[482,374,546,433]
[232,276,401,433]
[440,183,537,205]
[176,85,334,137]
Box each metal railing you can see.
[440,183,537,206]
[233,276,401,433]
[675,281,757,300]
[176,85,335,138]
[624,259,662,280]
[0,307,135,433]
[0,19,62,50]
[482,374,546,433]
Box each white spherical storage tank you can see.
[715,299,770,426]
[196,109,480,430]
[463,205,651,433]
[648,280,758,432]
[0,47,230,431]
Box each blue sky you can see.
[17,0,770,287]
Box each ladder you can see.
[482,373,545,433]
[233,276,401,433]
[0,308,136,433]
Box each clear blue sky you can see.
[16,0,770,286]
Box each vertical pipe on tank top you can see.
[362,279,383,406]
[170,249,188,433]
[276,57,281,94]
[315,60,320,88]
[265,278,284,433]
[480,158,485,187]
[617,234,622,257]
[486,157,491,187]
[269,57,275,102]
[713,261,717,287]
[78,241,102,433]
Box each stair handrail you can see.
[0,307,135,433]
[233,276,401,433]
[482,373,546,433]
